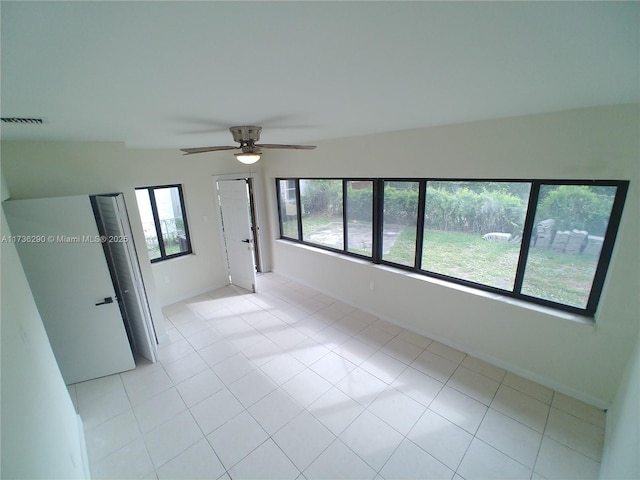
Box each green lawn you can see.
[146,243,184,260]
[383,226,418,267]
[520,249,598,308]
[301,215,339,232]
[393,228,598,308]
[422,229,521,289]
[282,214,340,239]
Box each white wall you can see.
[261,104,640,408]
[1,211,88,479]
[600,335,640,479]
[0,142,263,313]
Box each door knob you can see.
[241,239,251,243]
[95,297,114,306]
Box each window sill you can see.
[276,239,595,327]
[399,268,595,326]
[149,252,195,265]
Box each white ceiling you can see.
[2,1,638,150]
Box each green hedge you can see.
[536,185,615,236]
[424,187,525,234]
[347,186,373,221]
[383,186,419,224]
[298,181,615,237]
[301,180,343,216]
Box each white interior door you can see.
[217,179,257,292]
[94,194,158,363]
[3,195,136,384]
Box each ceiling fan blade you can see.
[257,144,316,150]
[180,146,238,155]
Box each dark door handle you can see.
[241,239,251,243]
[95,297,114,306]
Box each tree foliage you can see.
[383,186,419,224]
[301,180,342,216]
[347,185,373,221]
[424,187,525,233]
[298,181,616,237]
[536,185,615,236]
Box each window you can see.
[382,181,420,267]
[520,184,620,310]
[422,181,531,290]
[346,180,374,256]
[277,179,300,239]
[277,178,628,316]
[277,179,374,258]
[135,185,192,262]
[301,179,344,250]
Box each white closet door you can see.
[3,195,135,384]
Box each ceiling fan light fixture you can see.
[235,152,261,164]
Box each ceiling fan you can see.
[180,125,316,164]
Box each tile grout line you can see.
[81,274,605,479]
[530,389,556,479]
[460,359,537,478]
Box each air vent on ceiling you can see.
[1,117,44,125]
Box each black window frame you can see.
[277,178,376,260]
[135,184,193,263]
[345,179,375,257]
[276,178,302,241]
[379,179,423,269]
[515,180,628,314]
[276,177,629,317]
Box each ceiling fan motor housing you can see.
[230,126,262,143]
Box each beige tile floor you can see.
[70,273,606,479]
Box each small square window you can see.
[135,185,192,262]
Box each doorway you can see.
[247,177,262,273]
[215,174,263,293]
